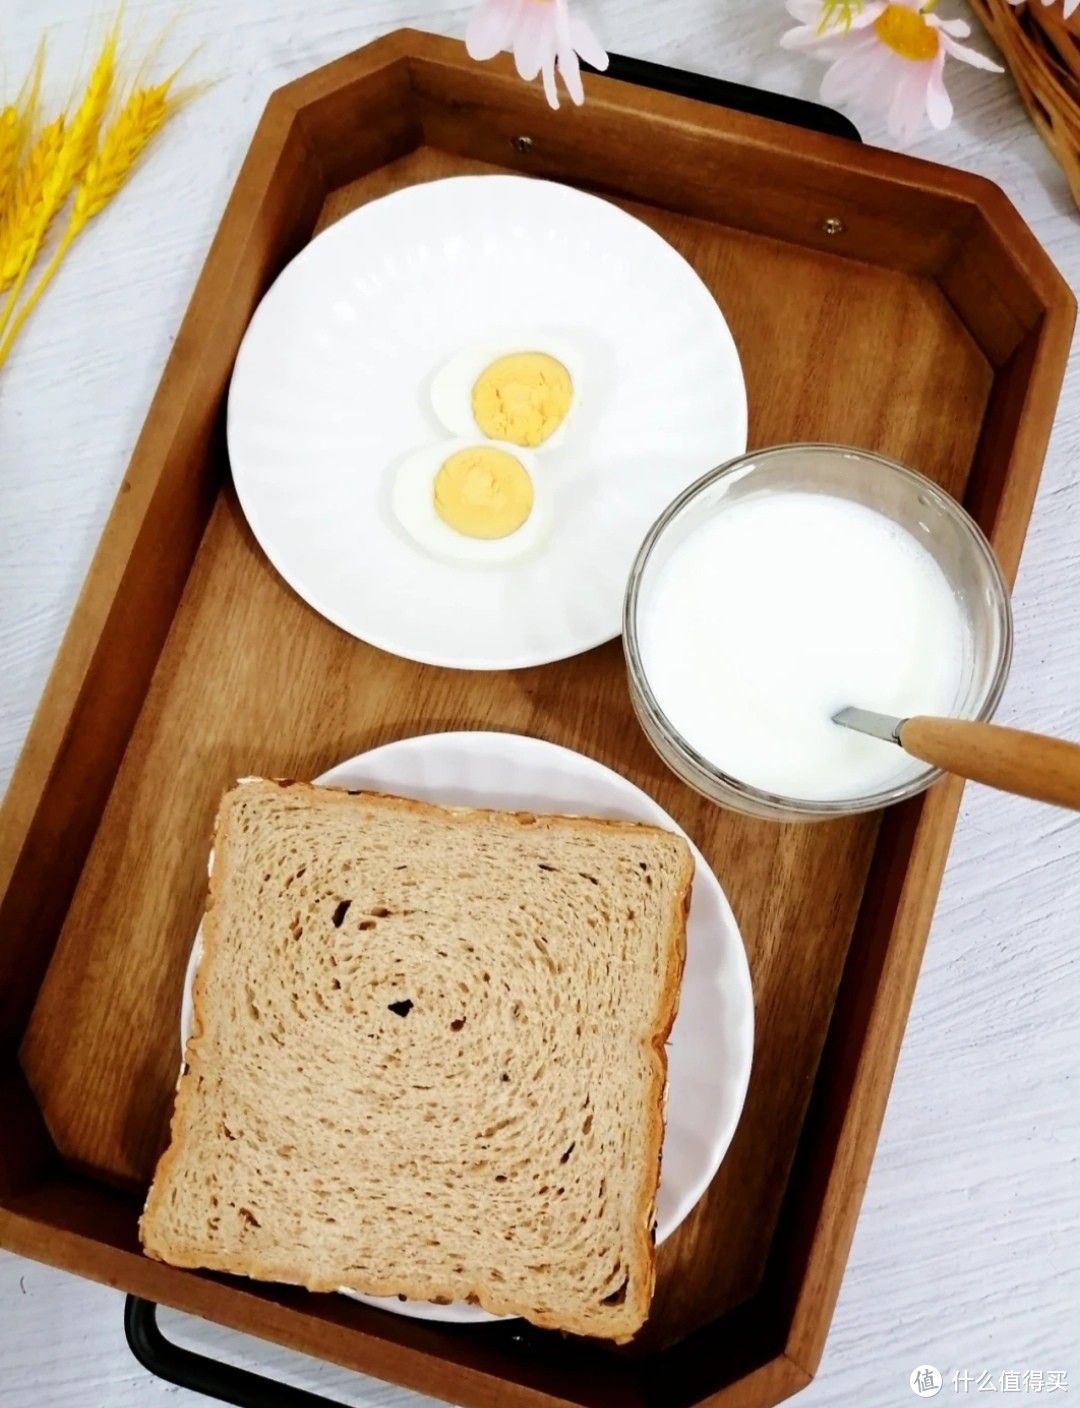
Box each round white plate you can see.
[227,175,747,670]
[181,732,754,1325]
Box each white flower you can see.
[782,0,1004,143]
[466,0,609,110]
[1006,0,1080,20]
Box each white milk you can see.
[637,491,969,801]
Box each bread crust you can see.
[140,779,694,1341]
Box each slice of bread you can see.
[140,779,693,1340]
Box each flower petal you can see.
[940,33,1004,73]
[553,0,585,104]
[888,61,931,143]
[788,0,889,47]
[514,3,551,80]
[819,55,860,108]
[928,16,972,38]
[466,0,519,60]
[860,43,909,117]
[541,51,560,109]
[846,2,888,28]
[569,13,609,71]
[524,11,560,108]
[925,56,953,131]
[819,36,884,107]
[559,43,585,104]
[826,0,886,32]
[782,24,859,55]
[780,24,825,51]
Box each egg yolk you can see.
[471,352,573,448]
[433,446,534,540]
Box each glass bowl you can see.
[623,443,1014,822]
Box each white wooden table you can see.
[2,2,1078,1404]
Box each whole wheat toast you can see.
[140,779,693,1340]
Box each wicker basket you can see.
[969,0,1080,210]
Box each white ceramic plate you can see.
[181,731,754,1325]
[227,175,747,670]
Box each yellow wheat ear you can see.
[0,75,191,368]
[0,109,18,230]
[0,114,67,292]
[72,79,177,229]
[0,17,122,343]
[0,38,47,236]
[61,15,122,194]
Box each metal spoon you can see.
[834,707,1080,810]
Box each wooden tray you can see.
[0,30,1073,1408]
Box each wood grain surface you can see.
[2,4,1079,1408]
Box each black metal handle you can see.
[125,1297,350,1408]
[589,51,862,142]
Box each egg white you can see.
[429,334,585,452]
[391,438,550,567]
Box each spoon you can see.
[834,707,1080,810]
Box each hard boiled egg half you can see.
[430,335,583,452]
[392,438,550,567]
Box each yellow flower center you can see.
[873,5,940,61]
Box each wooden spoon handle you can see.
[899,717,1080,810]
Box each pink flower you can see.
[1006,0,1079,19]
[782,0,1003,143]
[466,0,609,109]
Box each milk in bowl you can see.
[624,445,1012,821]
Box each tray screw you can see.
[513,135,535,153]
[820,216,846,236]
